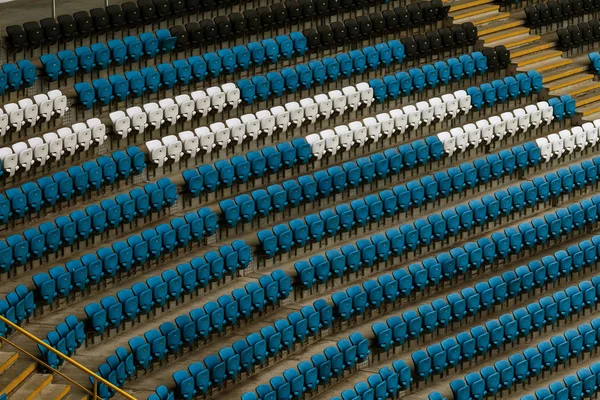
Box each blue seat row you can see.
[330,363,412,400]
[522,363,600,400]
[451,316,600,400]
[257,138,546,258]
[31,207,218,306]
[548,94,577,121]
[3,178,175,271]
[0,60,37,95]
[1,147,145,225]
[589,51,600,75]
[242,332,369,400]
[148,386,174,400]
[83,241,254,336]
[40,30,178,80]
[91,269,290,398]
[169,297,333,399]
[183,138,311,198]
[0,284,35,336]
[38,315,84,368]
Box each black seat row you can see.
[556,18,600,49]
[525,0,600,28]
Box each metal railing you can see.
[0,315,136,400]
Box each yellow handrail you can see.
[0,315,136,400]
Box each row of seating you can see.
[38,315,84,368]
[148,386,174,400]
[0,284,35,336]
[525,0,600,28]
[39,29,178,80]
[450,317,600,400]
[168,297,334,399]
[590,51,600,74]
[31,207,220,306]
[1,146,144,224]
[242,332,370,400]
[332,361,412,400]
[92,269,290,398]
[557,19,600,50]
[0,118,108,179]
[0,60,36,94]
[535,123,598,162]
[521,364,600,400]
[0,177,175,272]
[81,243,255,336]
[0,89,67,139]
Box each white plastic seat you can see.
[334,125,353,150]
[476,120,494,145]
[284,102,303,127]
[547,133,564,158]
[500,112,518,137]
[175,95,195,121]
[348,121,367,147]
[48,90,68,117]
[525,104,542,129]
[33,94,54,122]
[441,94,458,119]
[222,83,241,109]
[512,108,530,133]
[57,127,78,156]
[363,117,381,143]
[454,90,471,114]
[43,132,63,161]
[429,97,446,122]
[342,86,360,111]
[402,105,420,130]
[72,122,92,151]
[488,116,506,141]
[300,98,318,124]
[210,122,230,148]
[320,129,339,156]
[271,106,290,132]
[4,103,24,131]
[241,114,260,141]
[416,101,434,126]
[329,90,347,115]
[206,86,225,114]
[161,135,183,163]
[437,131,455,156]
[256,110,275,137]
[143,103,164,130]
[0,147,17,177]
[0,110,8,137]
[537,101,553,125]
[450,127,468,152]
[226,118,245,144]
[376,113,393,138]
[146,140,167,167]
[356,82,373,108]
[191,90,210,117]
[389,109,407,135]
[109,110,131,138]
[535,137,552,162]
[559,129,575,154]
[126,106,148,133]
[87,118,107,146]
[28,137,49,166]
[315,94,333,120]
[463,123,481,148]
[306,133,325,160]
[18,98,39,126]
[195,127,215,153]
[178,131,199,158]
[584,123,598,147]
[159,98,180,125]
[12,142,33,172]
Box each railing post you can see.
[94,379,98,400]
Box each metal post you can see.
[51,0,56,19]
[105,0,109,6]
[94,379,98,400]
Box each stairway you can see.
[0,350,80,400]
[448,0,600,120]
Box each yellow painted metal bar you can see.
[0,316,136,400]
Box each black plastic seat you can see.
[185,22,203,45]
[432,0,449,20]
[299,0,316,19]
[369,12,385,33]
[571,0,583,15]
[153,0,171,20]
[357,15,372,38]
[419,1,435,23]
[317,25,333,47]
[271,4,287,27]
[545,1,559,23]
[482,47,499,70]
[401,36,417,59]
[256,7,274,30]
[285,0,302,23]
[580,22,593,43]
[243,9,260,32]
[214,16,232,38]
[122,2,141,27]
[200,19,217,42]
[438,27,453,49]
[56,15,76,42]
[304,28,320,49]
[90,8,110,33]
[462,22,477,45]
[394,6,410,29]
[73,11,93,37]
[331,21,346,43]
[40,18,60,44]
[170,0,186,16]
[524,6,539,27]
[567,24,582,47]
[494,45,510,69]
[24,21,43,48]
[6,25,27,51]
[450,24,466,47]
[229,13,247,36]
[556,27,571,50]
[558,0,572,21]
[170,25,188,50]
[328,0,340,13]
[344,18,360,40]
[314,0,328,15]
[426,30,441,54]
[106,5,125,30]
[137,0,157,23]
[589,19,600,40]
[414,33,430,56]
[407,3,423,27]
[186,0,200,13]
[382,10,398,31]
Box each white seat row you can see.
[536,122,600,162]
[0,119,106,177]
[436,101,554,157]
[0,90,68,136]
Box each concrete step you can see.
[542,64,590,84]
[451,3,499,21]
[509,41,555,58]
[552,81,600,97]
[473,11,510,25]
[515,51,564,68]
[477,19,526,36]
[519,57,572,73]
[578,102,600,117]
[546,73,595,92]
[0,351,18,375]
[573,89,600,108]
[34,383,71,400]
[10,374,53,400]
[446,0,495,12]
[0,359,36,396]
[482,26,530,43]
